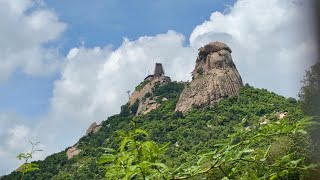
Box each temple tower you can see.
[154,63,165,77]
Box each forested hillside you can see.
[3,82,318,179]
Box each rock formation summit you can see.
[175,42,243,113]
[129,63,171,115]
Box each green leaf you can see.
[279,169,289,176]
[152,162,168,170]
[241,149,254,153]
[159,142,170,153]
[134,129,149,137]
[120,138,133,152]
[289,159,301,167]
[259,158,266,162]
[268,174,278,180]
[98,154,116,164]
[103,148,116,153]
[17,153,26,160]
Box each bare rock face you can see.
[66,147,81,159]
[129,76,170,106]
[198,41,232,56]
[85,122,102,136]
[277,112,288,119]
[136,98,160,115]
[175,42,243,113]
[129,63,171,115]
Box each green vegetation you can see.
[100,116,315,179]
[98,120,171,179]
[197,67,204,76]
[16,142,42,180]
[299,62,320,175]
[135,80,150,92]
[3,81,318,179]
[299,62,320,116]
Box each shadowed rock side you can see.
[175,42,243,113]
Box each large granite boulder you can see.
[175,42,243,113]
[85,122,102,136]
[66,147,81,159]
[199,41,232,54]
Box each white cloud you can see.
[0,0,66,174]
[6,125,30,149]
[0,0,66,82]
[0,113,41,175]
[67,48,79,60]
[0,0,317,176]
[190,0,316,97]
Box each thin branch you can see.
[218,166,229,178]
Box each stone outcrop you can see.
[85,122,102,136]
[66,147,81,159]
[277,112,288,119]
[129,76,170,106]
[175,42,243,113]
[129,63,171,115]
[136,98,160,115]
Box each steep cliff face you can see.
[175,42,243,113]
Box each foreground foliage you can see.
[99,120,171,179]
[16,142,42,180]
[100,117,317,179]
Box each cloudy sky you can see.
[0,0,317,175]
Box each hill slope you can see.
[3,82,314,179]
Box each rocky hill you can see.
[2,42,316,180]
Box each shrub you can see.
[197,67,204,75]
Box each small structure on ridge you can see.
[129,63,171,115]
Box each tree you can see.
[16,142,42,180]
[299,62,320,116]
[130,100,140,115]
[299,62,320,170]
[99,120,170,179]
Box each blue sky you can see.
[45,0,235,52]
[0,0,235,118]
[0,71,55,117]
[0,0,316,175]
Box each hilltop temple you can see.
[128,63,171,115]
[144,63,171,82]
